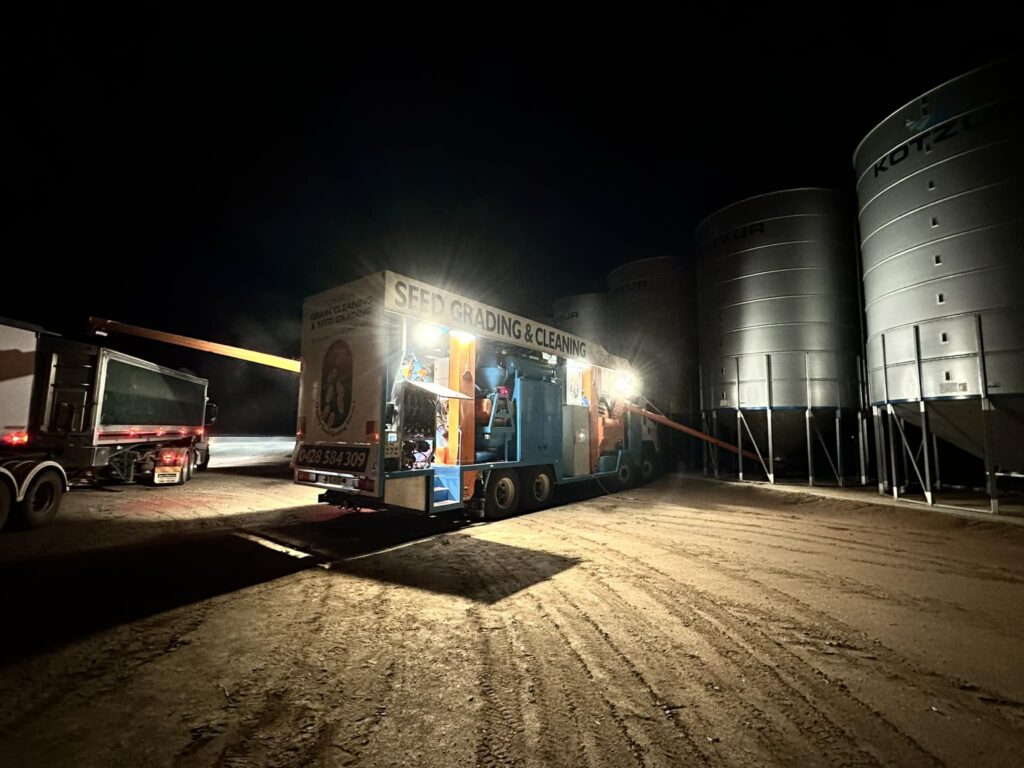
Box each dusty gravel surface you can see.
[2,468,1024,767]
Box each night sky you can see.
[9,7,1020,433]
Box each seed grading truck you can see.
[291,272,661,519]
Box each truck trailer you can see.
[291,272,660,519]
[1,319,215,529]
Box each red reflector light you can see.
[356,477,375,492]
[2,431,29,446]
[195,427,204,436]
[159,450,183,466]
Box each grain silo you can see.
[696,189,865,484]
[854,56,1024,512]
[552,293,608,348]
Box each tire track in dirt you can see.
[651,529,1024,736]
[186,574,401,768]
[473,536,715,766]
[572,510,1024,756]
[578,518,983,622]
[501,536,893,766]
[563,514,1024,700]
[623,509,1024,584]
[604,499,1011,574]
[468,604,524,768]
[526,517,942,766]
[466,534,656,767]
[455,535,562,768]
[547,562,838,766]
[524,592,649,767]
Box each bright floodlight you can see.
[415,322,446,345]
[612,370,638,398]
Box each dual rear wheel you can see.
[483,466,554,520]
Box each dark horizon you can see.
[10,8,1020,432]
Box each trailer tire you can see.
[14,470,64,529]
[0,480,11,531]
[196,448,209,472]
[484,469,520,520]
[520,466,554,511]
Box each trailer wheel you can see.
[484,470,520,520]
[182,451,193,483]
[0,480,11,531]
[520,466,553,511]
[14,470,64,529]
[196,447,209,472]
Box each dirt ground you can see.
[2,466,1024,767]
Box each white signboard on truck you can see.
[293,275,389,490]
[383,272,620,368]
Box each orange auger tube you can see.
[627,406,760,462]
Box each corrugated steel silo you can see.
[854,56,1024,510]
[552,293,608,347]
[695,188,864,483]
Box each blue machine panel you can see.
[518,378,562,467]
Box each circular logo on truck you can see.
[317,339,354,434]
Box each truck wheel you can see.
[182,451,193,483]
[15,470,64,529]
[196,448,209,472]
[520,466,554,511]
[613,459,637,491]
[484,470,520,520]
[0,481,11,531]
[640,446,659,483]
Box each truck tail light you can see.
[356,477,375,492]
[2,431,29,446]
[159,450,184,466]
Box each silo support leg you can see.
[918,401,934,505]
[890,410,932,505]
[806,408,815,487]
[980,398,1000,514]
[835,409,844,488]
[899,418,910,495]
[859,411,869,487]
[736,409,744,481]
[873,406,888,495]
[701,411,710,476]
[712,410,720,479]
[813,419,841,485]
[886,406,900,500]
[738,411,772,482]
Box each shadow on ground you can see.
[328,533,580,604]
[0,532,311,665]
[0,507,578,665]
